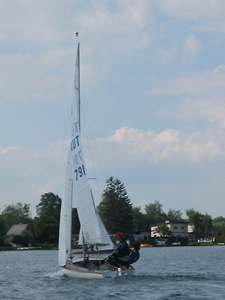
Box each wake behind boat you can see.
[58,42,134,279]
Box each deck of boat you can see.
[72,249,113,255]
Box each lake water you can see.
[1,246,225,299]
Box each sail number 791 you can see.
[74,164,86,181]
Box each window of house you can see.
[181,226,184,229]
[173,226,177,229]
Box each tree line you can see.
[0,176,224,247]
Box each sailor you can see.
[129,242,140,264]
[107,232,130,266]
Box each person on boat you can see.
[129,241,140,264]
[107,232,130,266]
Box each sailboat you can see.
[58,42,135,279]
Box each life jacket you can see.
[129,251,140,264]
[115,240,130,258]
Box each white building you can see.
[188,224,196,241]
[151,221,189,238]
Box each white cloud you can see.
[0,0,74,45]
[2,1,225,105]
[2,0,225,218]
[148,65,225,96]
[0,140,69,215]
[158,0,225,23]
[160,97,225,128]
[0,140,69,179]
[1,126,225,216]
[0,0,152,103]
[96,126,225,165]
[183,35,203,60]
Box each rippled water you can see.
[1,246,225,299]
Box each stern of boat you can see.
[117,264,135,276]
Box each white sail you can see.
[78,212,114,249]
[58,149,73,266]
[95,212,114,249]
[71,43,110,246]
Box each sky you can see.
[1,0,225,219]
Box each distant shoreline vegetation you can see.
[1,178,225,248]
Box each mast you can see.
[70,178,73,253]
[78,42,81,132]
[74,42,81,132]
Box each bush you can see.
[39,242,58,249]
[10,234,34,247]
[43,242,52,249]
[188,242,202,246]
[0,237,4,246]
[213,235,225,243]
[136,237,156,246]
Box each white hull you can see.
[60,258,135,279]
[61,266,118,279]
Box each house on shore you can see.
[151,221,190,245]
[151,221,189,238]
[188,224,196,241]
[7,224,30,236]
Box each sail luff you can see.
[78,43,81,132]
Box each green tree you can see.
[213,224,225,236]
[141,214,152,232]
[186,208,203,238]
[34,192,61,243]
[0,215,6,245]
[1,203,33,233]
[97,177,133,234]
[10,233,34,247]
[202,214,213,237]
[153,223,172,236]
[167,209,183,223]
[186,209,213,239]
[145,200,166,226]
[213,216,225,226]
[133,206,144,232]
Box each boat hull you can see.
[61,265,118,279]
[61,258,134,279]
